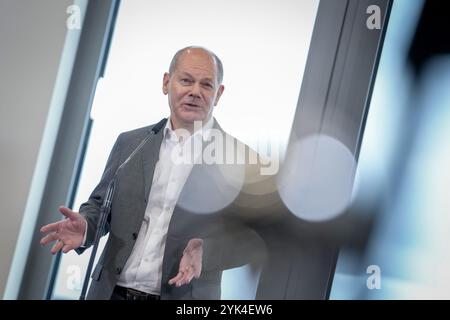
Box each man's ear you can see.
[162,72,170,95]
[214,85,225,106]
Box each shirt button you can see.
[132,233,138,240]
[116,267,122,275]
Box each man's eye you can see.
[180,79,191,84]
[203,83,213,88]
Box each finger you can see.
[40,221,60,233]
[177,267,194,286]
[176,268,189,286]
[189,265,201,281]
[59,206,78,220]
[194,264,202,278]
[168,271,184,286]
[62,244,73,253]
[183,271,196,285]
[51,240,64,254]
[186,273,195,284]
[40,233,58,245]
[187,264,202,282]
[170,270,189,287]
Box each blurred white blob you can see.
[277,134,356,222]
[176,163,245,214]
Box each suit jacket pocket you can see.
[191,279,221,300]
[91,263,103,281]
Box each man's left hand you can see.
[168,238,203,287]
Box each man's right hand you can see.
[40,206,87,254]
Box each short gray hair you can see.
[169,46,224,85]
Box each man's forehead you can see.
[183,48,213,59]
[178,50,215,68]
[176,54,216,77]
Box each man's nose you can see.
[189,83,201,98]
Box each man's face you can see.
[163,49,224,130]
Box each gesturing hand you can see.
[168,238,203,287]
[40,206,87,254]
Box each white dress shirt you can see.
[115,116,214,294]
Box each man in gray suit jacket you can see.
[40,46,267,300]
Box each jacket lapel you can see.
[141,125,165,203]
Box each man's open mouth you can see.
[184,103,200,108]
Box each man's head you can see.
[163,46,225,131]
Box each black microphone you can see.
[109,117,167,180]
[79,118,167,300]
[151,117,168,135]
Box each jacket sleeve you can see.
[75,133,124,254]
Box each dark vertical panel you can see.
[256,0,392,299]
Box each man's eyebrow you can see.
[179,72,194,78]
[179,72,214,83]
